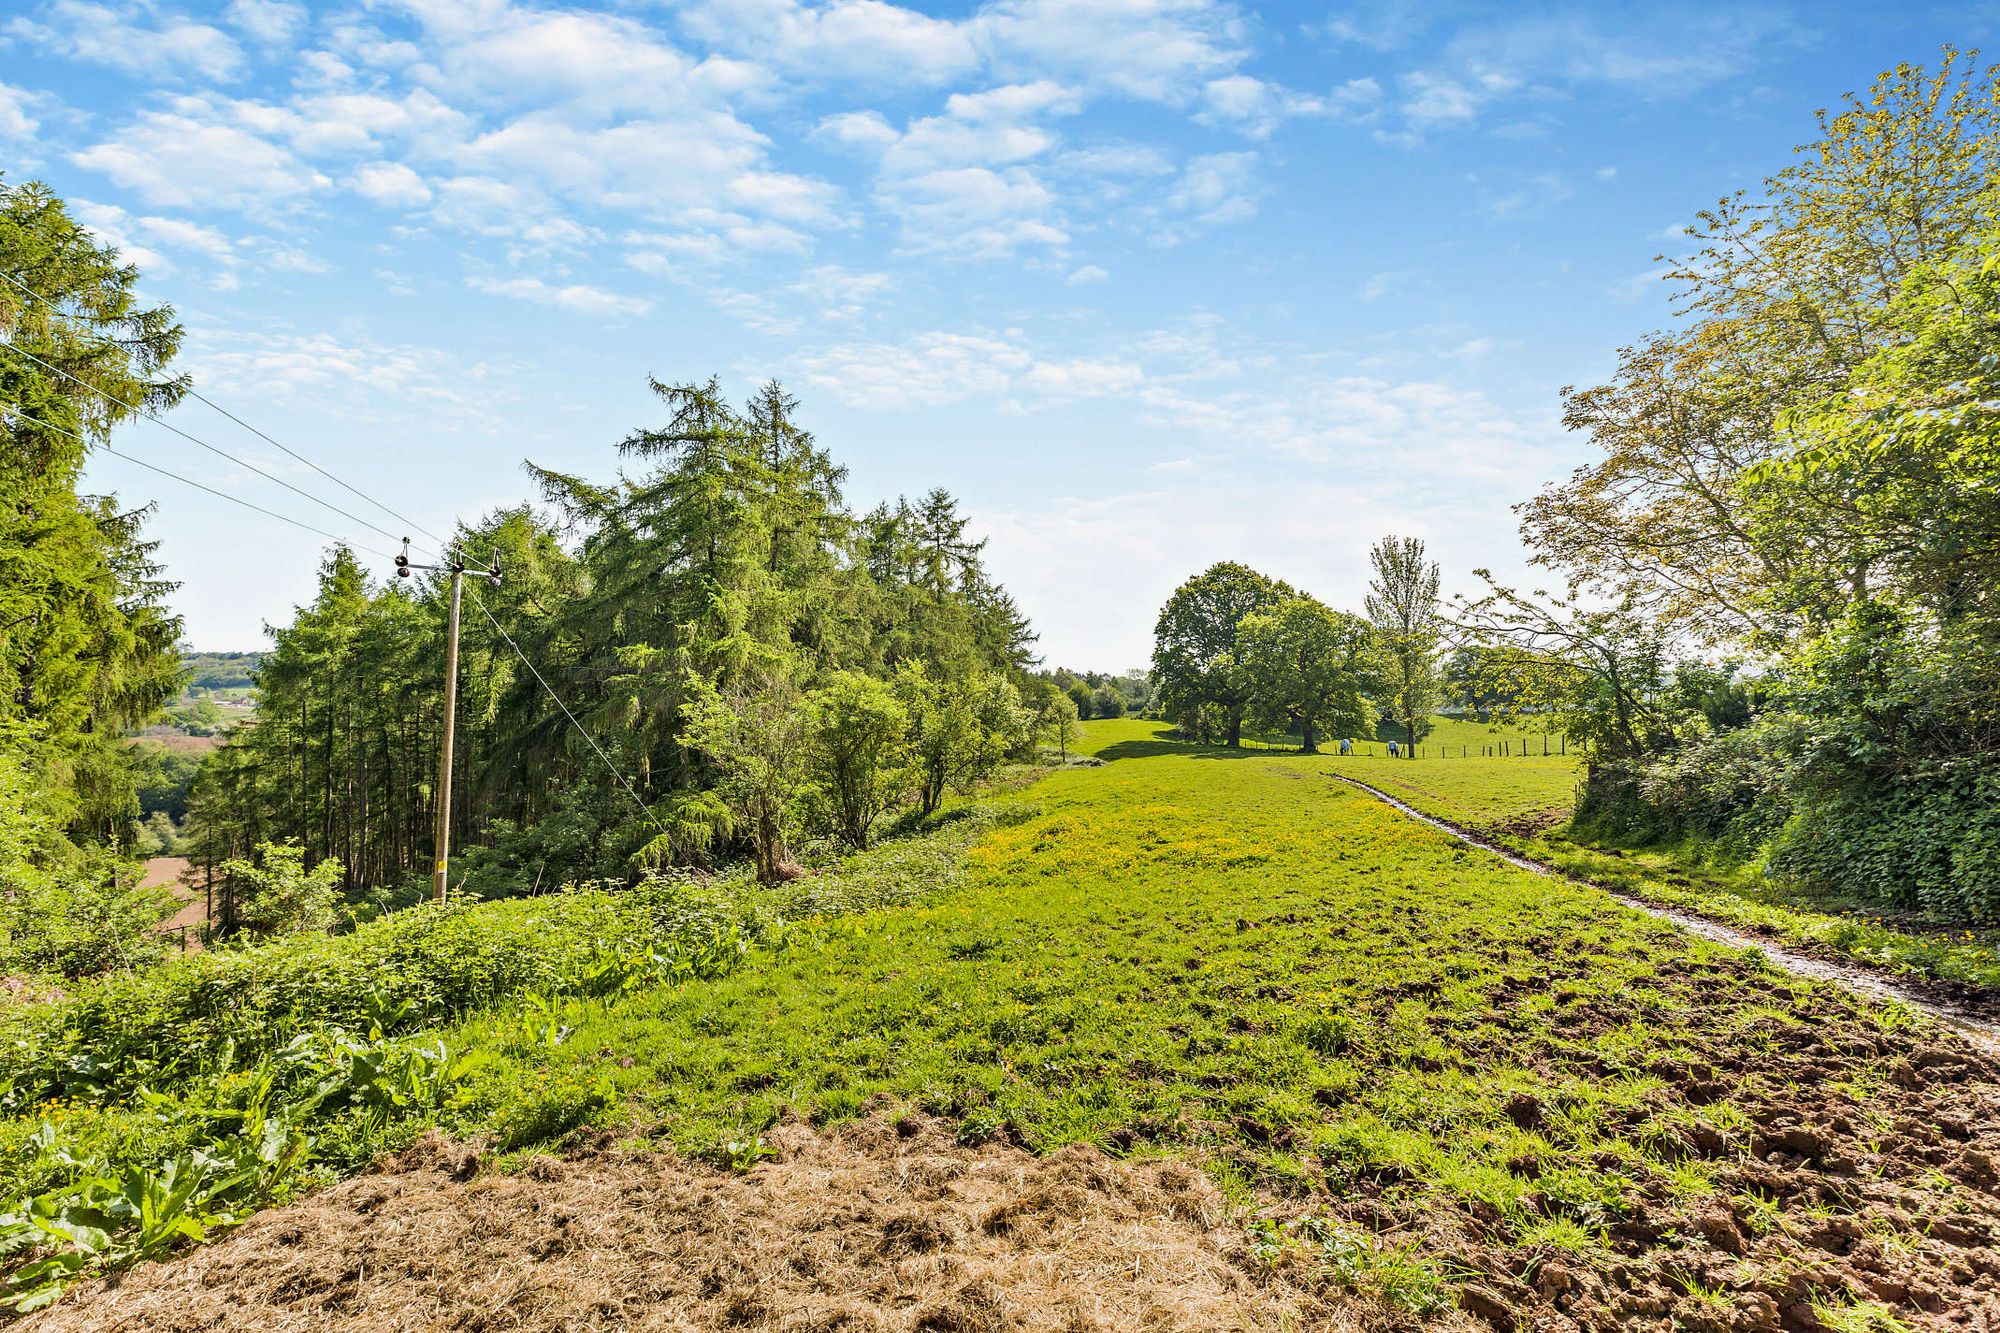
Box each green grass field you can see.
[1275,720,2000,992]
[9,719,1998,1324]
[413,719,1991,1322]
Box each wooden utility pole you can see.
[433,565,463,903]
[396,541,499,904]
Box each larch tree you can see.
[0,179,186,848]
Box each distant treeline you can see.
[182,651,263,691]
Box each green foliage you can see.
[1237,595,1375,752]
[0,874,754,1105]
[127,741,199,823]
[1494,56,2000,925]
[802,671,908,850]
[681,668,812,883]
[1365,535,1443,750]
[187,380,1038,906]
[0,726,173,978]
[893,662,1026,817]
[0,798,1006,1301]
[491,1069,615,1152]
[222,841,342,936]
[179,652,261,692]
[0,181,187,853]
[1151,562,1289,745]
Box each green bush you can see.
[0,875,757,1104]
[1771,770,2000,920]
[1634,723,1794,848]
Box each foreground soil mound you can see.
[21,1115,1377,1333]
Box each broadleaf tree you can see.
[1365,536,1443,754]
[1150,562,1289,746]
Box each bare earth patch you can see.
[20,1115,1387,1333]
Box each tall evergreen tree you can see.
[0,179,186,847]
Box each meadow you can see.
[1322,730,2000,993]
[8,720,2000,1328]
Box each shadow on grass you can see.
[1094,732,1313,763]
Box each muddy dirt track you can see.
[1329,772,2000,1051]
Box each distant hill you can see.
[184,651,263,690]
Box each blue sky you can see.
[5,0,1988,667]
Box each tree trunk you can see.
[1226,714,1242,747]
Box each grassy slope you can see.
[12,719,1999,1323]
[1332,741,2000,992]
[413,719,1994,1319]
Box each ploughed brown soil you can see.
[1309,959,2000,1333]
[20,1115,1396,1333]
[143,856,210,957]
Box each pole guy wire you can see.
[468,588,672,843]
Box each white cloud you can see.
[886,167,1068,258]
[822,82,1081,256]
[1158,151,1261,233]
[1369,9,1801,142]
[974,0,1245,102]
[1453,11,1800,90]
[10,0,245,82]
[70,99,330,211]
[351,161,433,208]
[680,0,1249,105]
[790,264,892,312]
[971,355,1560,664]
[225,0,306,48]
[1399,69,1521,132]
[283,88,467,156]
[68,202,173,276]
[677,0,979,86]
[1056,142,1175,178]
[1066,264,1108,285]
[465,274,652,319]
[802,329,1154,409]
[0,83,39,141]
[1607,265,1674,301]
[1198,74,1377,139]
[394,6,753,119]
[72,200,238,268]
[429,175,547,234]
[184,328,518,418]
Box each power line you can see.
[468,589,671,843]
[0,337,425,556]
[1,271,492,576]
[0,403,396,559]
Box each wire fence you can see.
[1232,732,1568,759]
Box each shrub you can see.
[0,874,756,1102]
[224,841,342,936]
[1771,769,2000,921]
